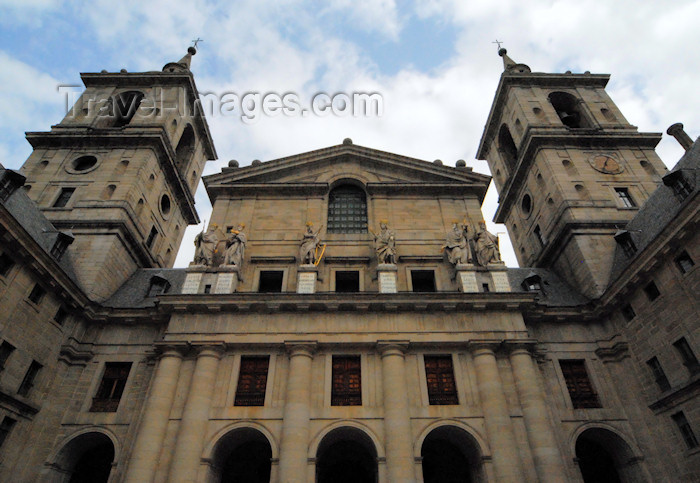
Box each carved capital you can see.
[284,341,318,358]
[377,340,410,357]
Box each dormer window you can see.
[147,276,170,297]
[662,170,694,202]
[0,170,26,202]
[522,274,542,291]
[50,231,74,261]
[614,230,637,258]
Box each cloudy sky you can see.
[0,0,698,267]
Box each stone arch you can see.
[308,420,384,460]
[45,427,119,483]
[570,423,650,483]
[498,123,518,173]
[312,424,380,483]
[416,420,488,483]
[548,91,591,128]
[202,423,277,483]
[174,123,196,172]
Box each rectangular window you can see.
[0,252,14,277]
[335,271,360,293]
[482,283,490,292]
[90,362,132,412]
[0,341,16,370]
[424,355,459,405]
[0,417,17,449]
[621,304,636,322]
[559,360,601,409]
[146,226,158,249]
[54,306,68,325]
[203,284,212,294]
[234,356,269,406]
[672,412,699,449]
[411,270,436,292]
[673,338,700,375]
[675,251,695,274]
[618,236,637,258]
[670,176,693,202]
[615,188,636,208]
[643,281,660,301]
[258,271,284,293]
[331,356,361,406]
[17,360,42,396]
[53,187,75,208]
[647,357,671,392]
[27,284,45,305]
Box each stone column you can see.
[509,344,567,483]
[278,342,316,483]
[167,344,224,482]
[471,343,525,483]
[378,341,414,483]
[124,345,184,483]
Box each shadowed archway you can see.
[421,425,484,483]
[316,426,378,483]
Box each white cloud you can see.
[2,0,698,269]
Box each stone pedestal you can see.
[182,268,204,294]
[488,262,511,292]
[214,266,239,293]
[297,265,318,294]
[182,266,240,294]
[455,264,478,292]
[377,263,398,293]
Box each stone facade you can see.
[0,48,697,483]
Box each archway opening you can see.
[498,124,518,173]
[175,124,196,172]
[316,427,377,483]
[421,426,483,483]
[53,432,115,483]
[211,427,272,483]
[575,428,639,483]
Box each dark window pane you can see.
[91,362,132,412]
[425,355,459,405]
[235,356,269,406]
[332,356,361,406]
[559,360,601,409]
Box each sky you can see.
[0,0,698,268]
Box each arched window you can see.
[174,124,196,172]
[498,124,518,173]
[548,92,590,128]
[113,91,145,127]
[327,185,367,233]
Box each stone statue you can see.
[443,221,472,265]
[224,223,247,267]
[193,223,219,266]
[372,220,397,264]
[299,222,323,265]
[474,222,502,266]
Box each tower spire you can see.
[498,48,531,74]
[163,46,197,73]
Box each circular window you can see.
[160,194,171,217]
[521,194,532,215]
[70,155,98,173]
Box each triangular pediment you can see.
[204,143,491,202]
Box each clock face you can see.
[590,155,624,174]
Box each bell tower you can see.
[19,47,217,301]
[477,49,667,298]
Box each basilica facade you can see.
[0,47,698,482]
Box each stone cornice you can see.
[477,72,611,158]
[80,71,217,160]
[0,389,40,417]
[159,291,537,314]
[25,128,199,224]
[493,130,662,223]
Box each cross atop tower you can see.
[191,38,204,49]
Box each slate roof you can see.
[507,267,590,307]
[608,139,700,284]
[0,164,78,283]
[104,268,189,308]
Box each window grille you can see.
[90,362,132,412]
[327,186,367,233]
[234,356,269,406]
[331,356,361,406]
[424,355,459,405]
[559,360,601,408]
